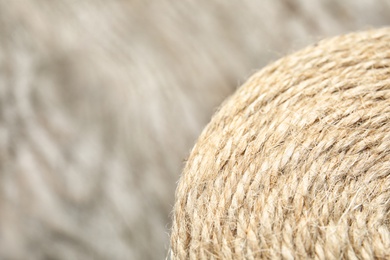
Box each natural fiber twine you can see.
[170,28,390,259]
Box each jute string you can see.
[170,28,390,259]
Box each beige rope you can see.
[170,28,390,259]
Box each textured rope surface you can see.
[171,28,390,259]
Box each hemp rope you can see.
[170,28,390,259]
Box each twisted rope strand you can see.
[171,28,390,259]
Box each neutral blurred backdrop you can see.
[0,1,389,259]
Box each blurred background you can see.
[0,1,389,259]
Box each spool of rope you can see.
[170,28,390,259]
